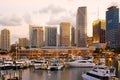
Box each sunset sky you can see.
[0,0,120,44]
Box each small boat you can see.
[65,57,95,68]
[47,60,64,70]
[82,65,116,80]
[12,60,27,69]
[0,60,13,70]
[3,60,13,70]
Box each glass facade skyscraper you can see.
[106,6,119,48]
[93,20,106,43]
[76,7,87,47]
[45,27,57,46]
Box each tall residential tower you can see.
[29,25,44,48]
[1,29,10,51]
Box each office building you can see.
[106,6,119,48]
[93,19,106,43]
[60,22,70,46]
[45,26,57,46]
[76,7,87,47]
[71,26,76,46]
[19,38,29,48]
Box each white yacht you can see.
[82,65,116,80]
[65,57,95,68]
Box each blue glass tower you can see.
[106,6,119,48]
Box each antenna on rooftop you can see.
[97,0,99,20]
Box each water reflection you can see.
[22,68,91,80]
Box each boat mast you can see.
[56,29,59,60]
[15,41,18,60]
[96,0,99,20]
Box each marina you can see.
[0,54,119,80]
[0,38,120,80]
[0,0,120,80]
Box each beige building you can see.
[87,36,93,47]
[19,38,30,48]
[60,22,70,46]
[29,25,44,48]
[1,29,10,51]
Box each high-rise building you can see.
[1,29,10,51]
[19,38,29,48]
[118,23,120,45]
[57,34,60,46]
[45,26,57,46]
[76,7,87,47]
[29,25,44,48]
[0,34,1,49]
[93,19,106,43]
[106,6,119,48]
[71,26,76,46]
[60,22,70,46]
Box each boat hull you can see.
[66,62,95,68]
[47,65,64,70]
[82,74,100,80]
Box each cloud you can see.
[47,19,61,25]
[31,4,68,25]
[0,15,22,26]
[38,4,66,15]
[46,10,76,26]
[0,13,33,26]
[23,13,32,24]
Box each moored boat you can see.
[65,56,95,68]
[12,60,27,69]
[47,60,64,70]
[82,65,116,80]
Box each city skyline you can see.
[0,0,120,44]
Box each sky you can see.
[0,0,120,44]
